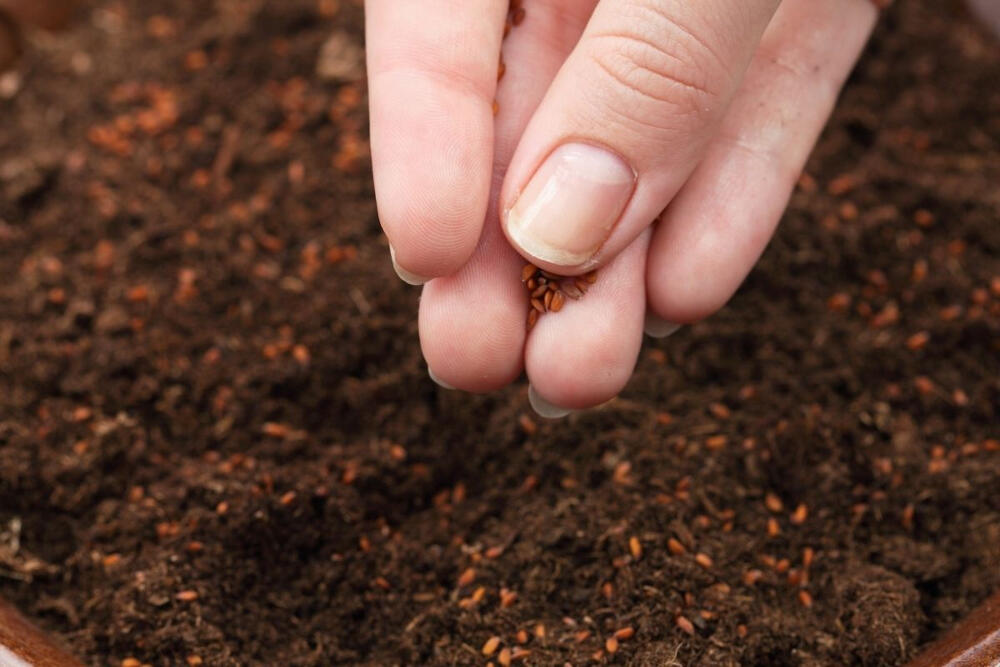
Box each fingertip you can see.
[418,275,525,393]
[376,177,485,278]
[528,385,573,419]
[389,245,430,286]
[646,227,742,325]
[643,312,682,338]
[427,365,455,390]
[525,316,635,410]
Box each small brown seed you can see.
[798,590,814,608]
[667,538,686,555]
[482,636,501,656]
[790,503,808,525]
[676,615,695,635]
[574,279,590,294]
[550,290,565,312]
[500,588,518,607]
[629,536,642,559]
[764,493,784,513]
[614,627,635,640]
[605,637,619,654]
[498,648,512,666]
[543,289,553,311]
[176,590,199,602]
[743,569,764,585]
[530,298,545,313]
[695,553,713,569]
[457,567,476,587]
[521,264,537,282]
[527,309,538,331]
[906,331,930,350]
[531,284,548,298]
[561,281,583,299]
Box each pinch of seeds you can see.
[520,263,596,330]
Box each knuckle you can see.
[586,14,726,124]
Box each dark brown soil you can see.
[1,1,998,665]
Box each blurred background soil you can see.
[0,0,997,665]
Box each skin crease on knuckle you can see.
[584,28,723,132]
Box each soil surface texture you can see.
[0,0,998,665]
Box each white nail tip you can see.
[389,245,429,286]
[528,385,573,419]
[506,209,594,267]
[644,314,681,339]
[427,367,455,390]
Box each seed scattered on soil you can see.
[764,493,784,513]
[798,590,814,608]
[457,567,476,587]
[629,536,642,559]
[667,537,686,555]
[499,588,518,608]
[695,553,714,569]
[482,636,500,656]
[676,615,695,635]
[790,503,809,524]
[176,590,199,602]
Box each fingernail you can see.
[644,313,681,338]
[428,367,455,390]
[389,245,429,286]
[528,385,573,419]
[505,143,635,267]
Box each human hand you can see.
[366,0,882,415]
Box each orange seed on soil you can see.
[629,536,642,559]
[764,493,784,513]
[482,636,501,656]
[676,615,695,635]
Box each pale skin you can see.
[366,0,883,416]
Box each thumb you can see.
[500,0,778,274]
